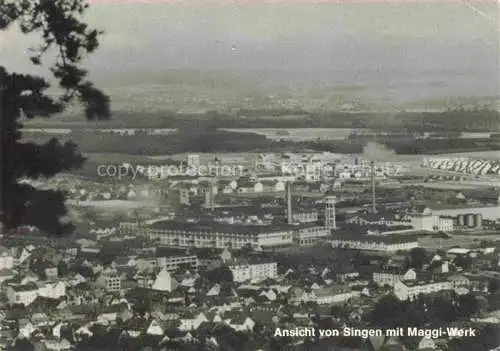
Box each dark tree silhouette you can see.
[449,325,500,351]
[454,255,472,270]
[206,266,234,284]
[409,247,428,270]
[57,259,70,277]
[1,0,110,235]
[488,279,500,294]
[429,296,456,323]
[11,338,35,351]
[370,294,408,329]
[457,293,479,318]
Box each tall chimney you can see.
[286,182,293,224]
[371,160,377,213]
[209,180,215,211]
[204,178,216,211]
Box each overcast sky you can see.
[0,1,498,98]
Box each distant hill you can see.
[29,69,499,122]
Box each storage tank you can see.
[467,214,475,228]
[457,214,465,227]
[475,214,483,229]
[471,214,477,227]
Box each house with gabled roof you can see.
[98,303,129,324]
[122,317,150,338]
[30,312,50,328]
[75,325,93,339]
[226,316,255,332]
[258,289,277,302]
[67,273,87,287]
[178,312,209,332]
[51,321,69,339]
[206,284,221,297]
[220,248,232,263]
[6,283,39,306]
[111,257,137,269]
[146,319,164,336]
[152,268,178,292]
[18,319,35,338]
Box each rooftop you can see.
[332,232,419,244]
[9,282,39,292]
[150,220,297,235]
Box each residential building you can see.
[230,261,278,283]
[373,268,417,287]
[95,267,122,292]
[38,281,66,300]
[291,285,361,305]
[6,283,39,306]
[135,254,198,272]
[394,280,453,301]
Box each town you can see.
[1,150,500,351]
[2,1,500,351]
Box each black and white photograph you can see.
[1,0,500,350]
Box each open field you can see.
[220,128,365,141]
[417,234,500,250]
[67,199,157,209]
[85,153,164,164]
[409,182,500,190]
[86,152,256,165]
[221,191,324,200]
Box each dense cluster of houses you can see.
[1,226,500,350]
[6,151,500,350]
[424,157,500,176]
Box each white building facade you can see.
[394,280,453,301]
[230,262,278,283]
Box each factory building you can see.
[286,181,335,231]
[142,183,336,250]
[145,221,295,251]
[406,206,456,232]
[408,206,435,232]
[293,224,331,247]
[434,216,455,232]
[431,205,500,221]
[330,233,419,252]
[454,213,483,231]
